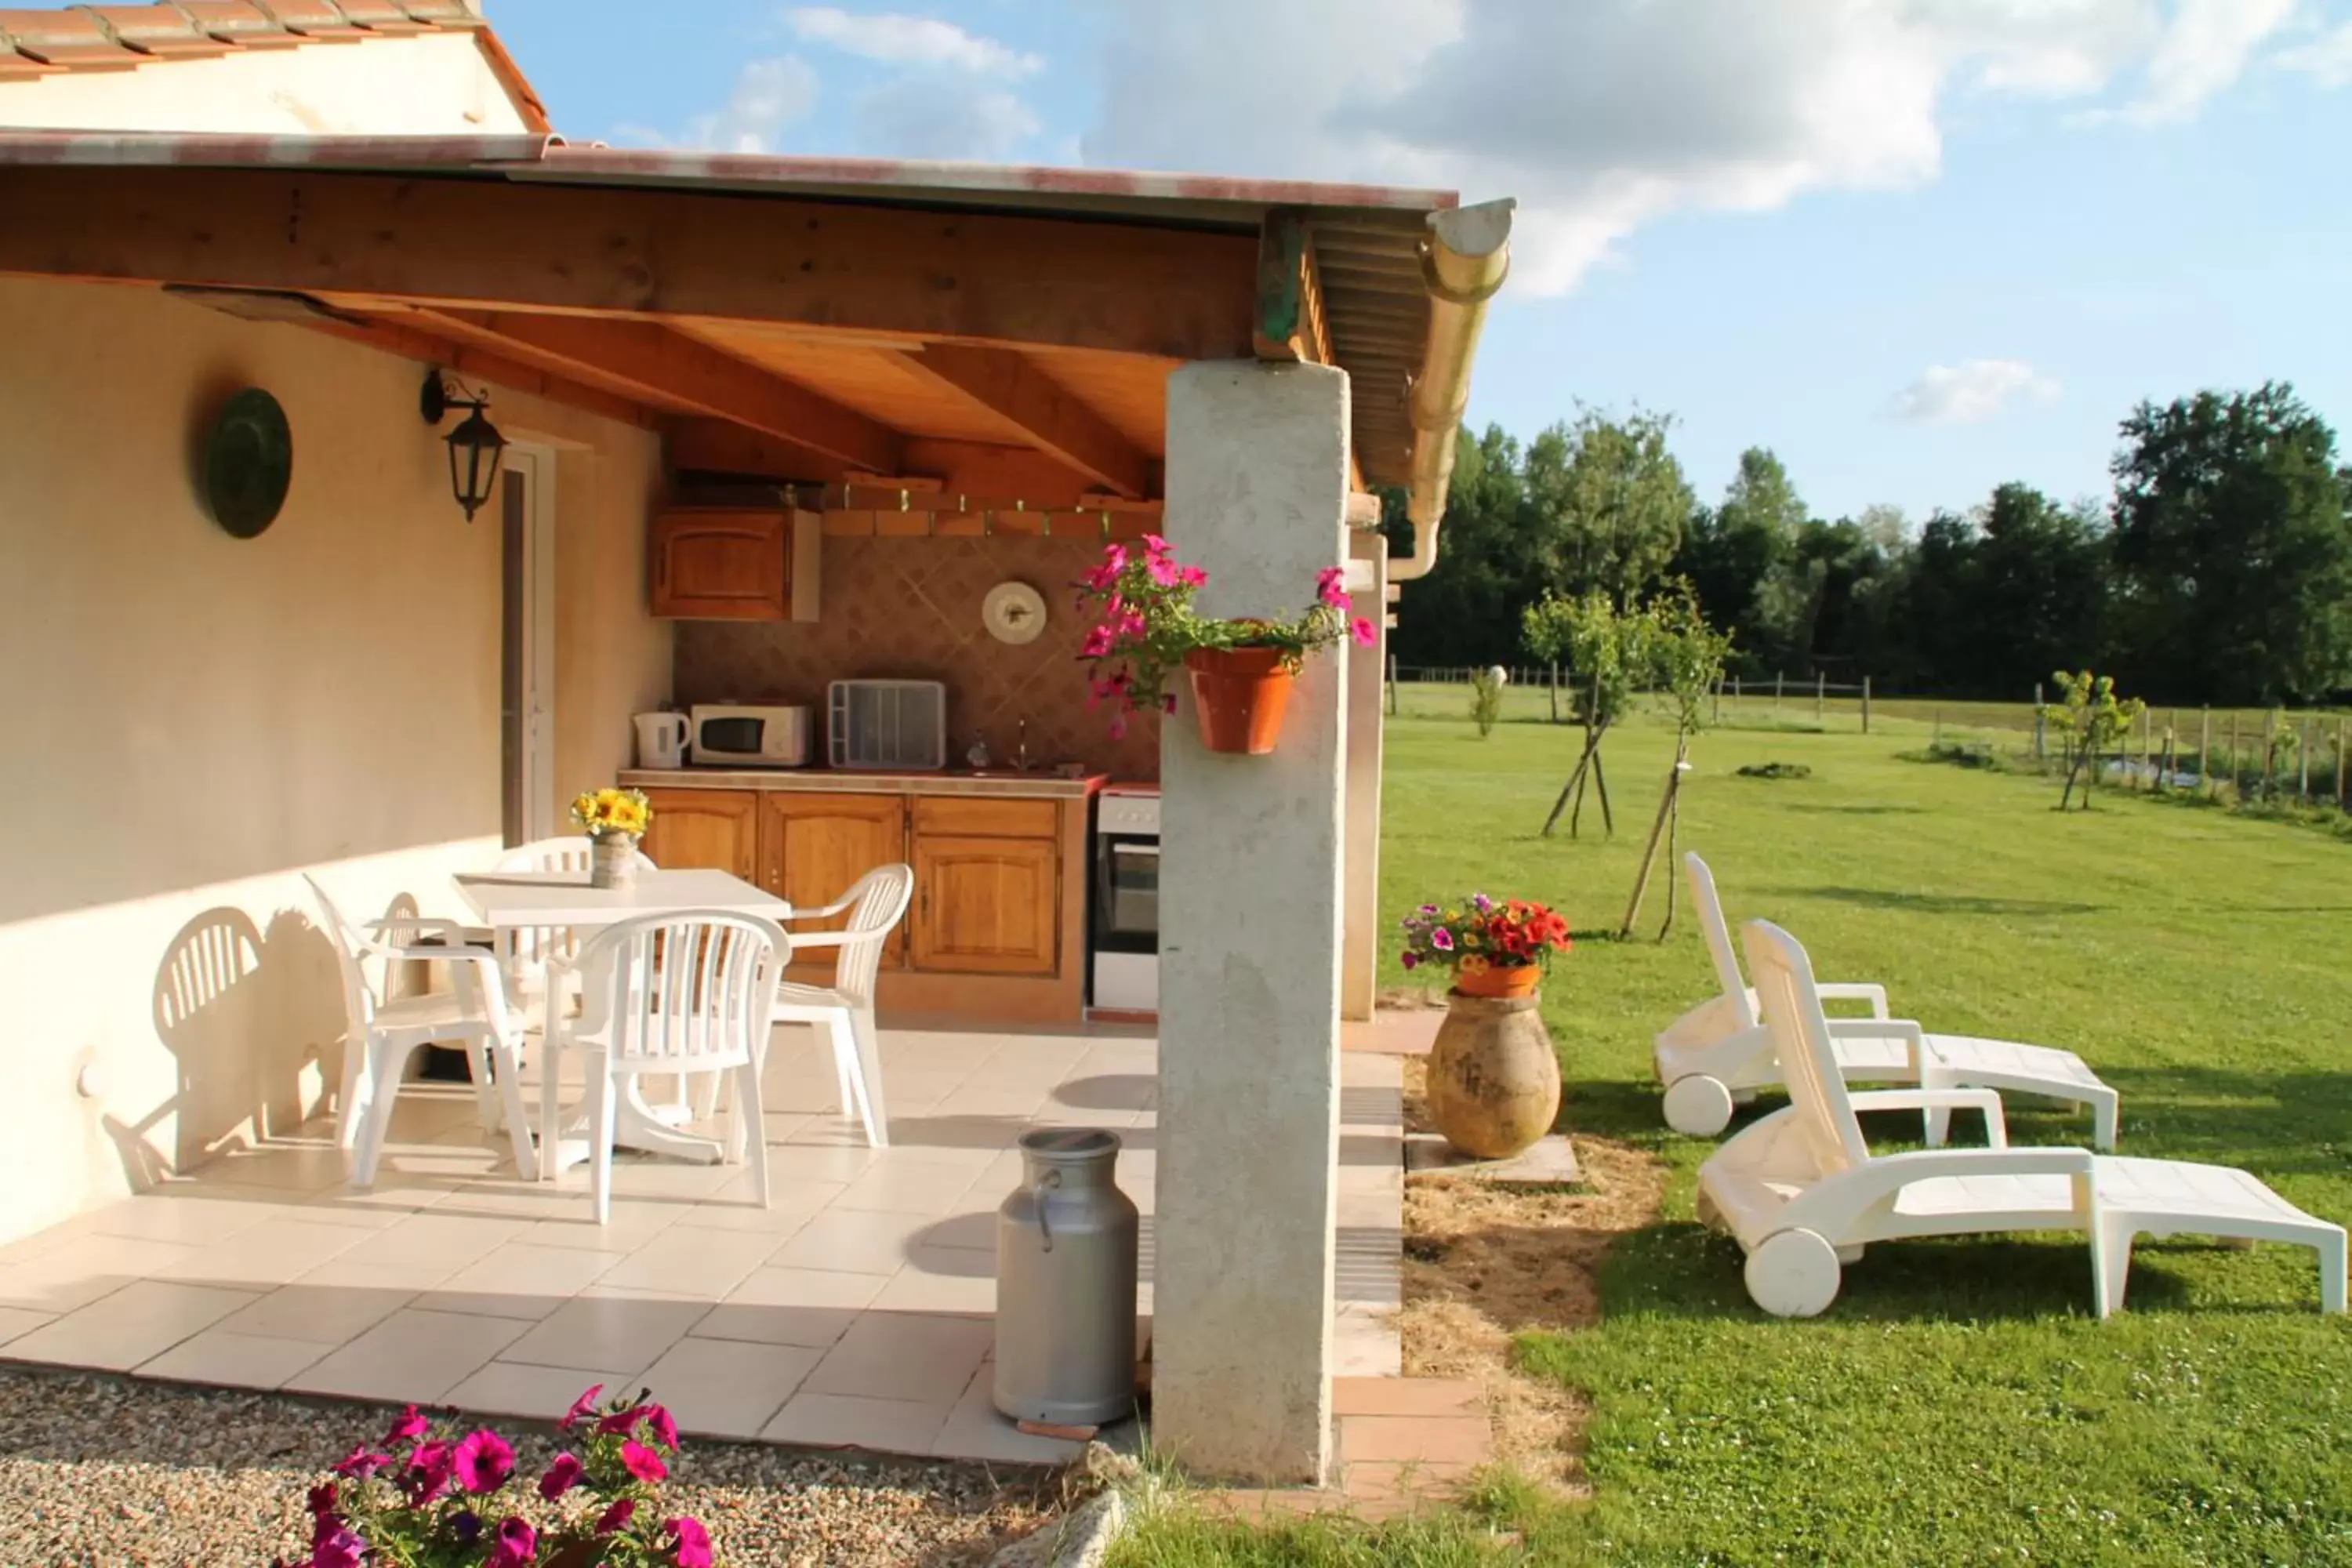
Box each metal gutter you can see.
[1390,198,1514,582]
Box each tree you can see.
[1621,590,1733,938]
[2107,383,2352,704]
[1524,590,1645,837]
[1535,408,1694,607]
[1378,425,1547,670]
[1672,448,1804,670]
[2044,670,2146,810]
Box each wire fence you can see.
[1385,663,2352,815]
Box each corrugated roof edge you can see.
[0,130,1456,225]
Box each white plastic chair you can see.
[1698,919,2345,1319]
[546,909,783,1225]
[773,864,913,1149]
[305,875,536,1185]
[1656,853,2118,1148]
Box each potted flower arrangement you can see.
[1399,893,1572,1000]
[1400,894,1571,1160]
[572,787,652,891]
[276,1386,717,1568]
[1074,534,1374,754]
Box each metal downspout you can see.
[1389,198,1515,582]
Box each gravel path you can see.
[0,1368,1057,1567]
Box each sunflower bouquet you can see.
[1399,893,1572,985]
[571,787,652,843]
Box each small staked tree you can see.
[1622,590,1734,937]
[2045,670,2146,810]
[1468,666,1507,737]
[1524,590,1646,837]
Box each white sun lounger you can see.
[1697,919,2345,1319]
[1654,853,2119,1149]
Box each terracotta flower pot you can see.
[1451,962,1541,1000]
[1183,646,1294,755]
[1427,990,1560,1160]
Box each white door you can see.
[499,445,558,845]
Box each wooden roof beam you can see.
[367,305,902,474]
[884,343,1153,499]
[0,165,1258,359]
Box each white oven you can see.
[688,704,811,768]
[1090,786,1159,1013]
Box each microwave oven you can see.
[688,704,811,768]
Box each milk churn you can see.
[993,1127,1139,1426]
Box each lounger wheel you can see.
[1745,1228,1842,1318]
[1663,1074,1736,1137]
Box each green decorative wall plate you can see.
[203,388,292,539]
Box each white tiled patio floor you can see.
[0,1022,1403,1468]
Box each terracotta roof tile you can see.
[0,3,548,131]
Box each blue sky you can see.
[489,0,2352,526]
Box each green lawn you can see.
[1115,705,2352,1566]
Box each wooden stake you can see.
[2338,717,2349,810]
[1540,719,1608,837]
[2300,719,2313,804]
[1861,676,1872,735]
[1621,735,1688,937]
[1815,672,1826,721]
[2228,712,2239,797]
[1658,771,1685,940]
[2200,707,2212,797]
[1592,747,1616,836]
[1386,655,1398,717]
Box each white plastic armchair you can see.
[306,875,536,1185]
[484,836,660,1022]
[775,864,914,1149]
[1699,919,2343,1319]
[546,909,784,1225]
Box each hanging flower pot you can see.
[1183,646,1295,755]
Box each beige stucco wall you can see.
[0,276,665,1243]
[0,32,534,135]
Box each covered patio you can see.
[0,130,1502,1485]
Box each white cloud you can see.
[853,75,1041,162]
[1889,359,2061,424]
[622,56,819,153]
[786,6,1040,77]
[1081,0,2307,296]
[2276,19,2352,87]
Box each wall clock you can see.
[982,580,1048,645]
[201,387,293,539]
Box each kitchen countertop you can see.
[619,767,1108,800]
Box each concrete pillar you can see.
[1340,532,1387,1022]
[1154,360,1349,1484]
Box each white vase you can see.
[590,834,638,891]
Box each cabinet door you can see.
[640,789,758,879]
[910,834,1058,975]
[760,793,909,968]
[650,510,786,620]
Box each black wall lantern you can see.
[420,369,507,521]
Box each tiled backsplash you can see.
[673,535,1162,780]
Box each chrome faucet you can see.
[1014,718,1031,772]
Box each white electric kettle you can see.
[633,712,688,770]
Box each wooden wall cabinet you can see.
[648,507,820,622]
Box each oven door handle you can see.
[1114,844,1161,857]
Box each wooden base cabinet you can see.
[910,834,1058,975]
[637,789,758,880]
[758,793,908,969]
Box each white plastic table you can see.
[452,869,789,1174]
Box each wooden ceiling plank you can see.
[375,306,903,473]
[0,165,1258,360]
[298,310,658,430]
[886,343,1152,499]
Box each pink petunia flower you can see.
[332,1446,387,1481]
[621,1439,670,1483]
[485,1516,539,1568]
[454,1429,515,1493]
[405,1441,453,1505]
[1081,625,1116,659]
[537,1451,584,1501]
[642,1404,680,1450]
[597,1498,638,1535]
[306,1483,339,1519]
[1401,952,1419,970]
[1179,564,1207,587]
[561,1385,604,1432]
[1316,566,1348,608]
[1432,929,1454,951]
[1141,533,1171,557]
[311,1526,365,1568]
[666,1516,717,1568]
[1146,554,1179,587]
[1351,616,1377,647]
[383,1406,429,1446]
